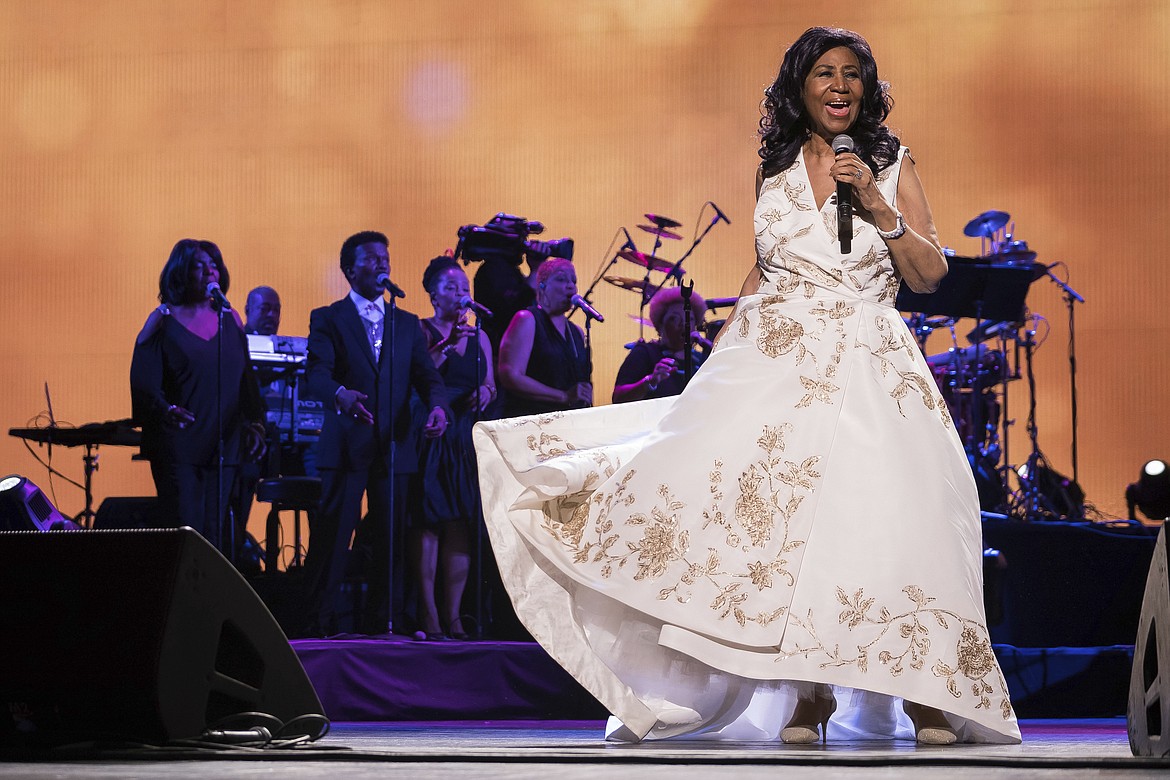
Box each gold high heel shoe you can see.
[902,700,957,745]
[780,686,837,744]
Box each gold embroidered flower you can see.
[734,466,773,547]
[796,376,840,408]
[633,516,681,581]
[836,586,877,629]
[747,560,773,591]
[558,501,590,547]
[756,313,806,358]
[956,625,996,679]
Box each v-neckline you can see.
[172,313,221,343]
[799,147,837,213]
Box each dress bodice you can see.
[753,146,909,306]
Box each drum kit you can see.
[602,214,685,306]
[900,209,1086,520]
[598,211,733,342]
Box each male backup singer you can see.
[301,230,449,637]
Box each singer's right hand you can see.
[338,389,374,425]
[570,382,593,407]
[435,321,476,357]
[650,357,675,386]
[164,404,195,428]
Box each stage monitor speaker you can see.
[1129,521,1170,757]
[0,528,323,747]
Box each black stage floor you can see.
[2,719,1168,778]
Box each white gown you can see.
[473,147,1021,744]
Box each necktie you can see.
[363,303,383,361]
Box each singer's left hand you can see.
[830,152,888,217]
[473,384,495,412]
[423,406,448,438]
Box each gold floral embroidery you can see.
[536,421,817,629]
[781,171,814,212]
[858,316,952,426]
[878,270,901,304]
[776,584,1014,719]
[845,246,882,289]
[786,257,844,289]
[756,208,789,240]
[796,376,840,408]
[757,312,807,360]
[757,225,814,274]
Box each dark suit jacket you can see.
[307,297,447,473]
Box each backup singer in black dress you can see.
[497,258,592,418]
[131,239,266,549]
[410,256,498,640]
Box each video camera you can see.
[454,213,574,266]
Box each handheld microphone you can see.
[709,201,732,225]
[571,294,605,323]
[376,273,406,299]
[831,134,854,254]
[206,282,231,311]
[459,295,494,319]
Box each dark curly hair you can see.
[157,238,229,306]
[339,230,389,273]
[421,255,462,295]
[758,27,899,179]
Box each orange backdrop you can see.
[1,0,1166,535]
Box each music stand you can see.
[895,261,1038,324]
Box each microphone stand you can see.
[681,281,695,381]
[1016,324,1060,520]
[1042,266,1084,484]
[386,293,397,636]
[215,303,230,562]
[576,229,629,335]
[472,313,486,640]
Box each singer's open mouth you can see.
[826,100,850,117]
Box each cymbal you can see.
[637,224,682,240]
[604,275,652,293]
[618,248,676,272]
[643,213,682,229]
[627,313,652,328]
[963,210,1010,238]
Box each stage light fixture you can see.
[0,474,76,531]
[1126,459,1170,522]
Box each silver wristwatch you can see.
[876,212,906,240]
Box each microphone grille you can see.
[831,134,854,154]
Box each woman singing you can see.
[472,27,1019,746]
[496,258,592,417]
[410,256,497,640]
[131,239,265,552]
